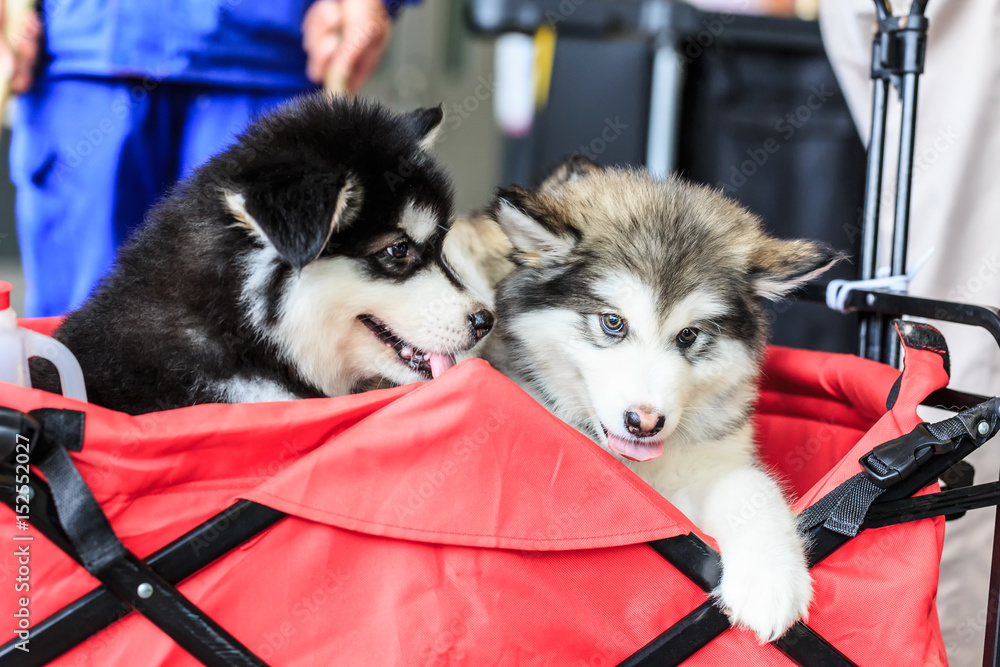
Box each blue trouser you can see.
[9,78,303,316]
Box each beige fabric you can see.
[820,1,1000,664]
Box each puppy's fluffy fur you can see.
[41,95,492,414]
[448,158,839,641]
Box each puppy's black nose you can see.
[469,309,495,341]
[625,409,665,437]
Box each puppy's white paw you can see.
[715,543,813,643]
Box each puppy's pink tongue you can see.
[429,353,456,379]
[606,433,664,462]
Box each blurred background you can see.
[1,0,861,350]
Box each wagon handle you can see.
[857,0,930,363]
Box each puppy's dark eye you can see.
[677,327,699,347]
[385,241,409,259]
[600,313,628,337]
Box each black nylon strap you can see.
[0,500,286,666]
[5,407,270,666]
[629,535,856,666]
[28,409,127,575]
[798,460,889,537]
[926,414,969,440]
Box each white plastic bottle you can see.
[0,281,88,402]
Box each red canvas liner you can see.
[0,318,949,665]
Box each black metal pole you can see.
[858,0,892,361]
[884,69,922,364]
[858,75,890,361]
[890,73,921,277]
[985,505,1000,667]
[873,0,891,22]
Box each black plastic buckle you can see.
[0,407,40,464]
[860,423,957,489]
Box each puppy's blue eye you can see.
[600,313,627,337]
[385,241,409,259]
[677,327,699,347]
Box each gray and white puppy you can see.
[448,158,839,642]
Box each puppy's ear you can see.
[538,155,602,193]
[750,236,843,299]
[405,104,445,152]
[490,185,579,267]
[226,171,363,270]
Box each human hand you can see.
[0,1,41,96]
[303,0,391,95]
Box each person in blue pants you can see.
[3,0,414,317]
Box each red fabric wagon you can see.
[2,316,997,666]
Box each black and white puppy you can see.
[44,95,494,414]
